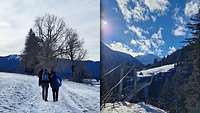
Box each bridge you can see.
[101,64,154,110]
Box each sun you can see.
[102,20,108,26]
[101,19,108,30]
[101,19,112,37]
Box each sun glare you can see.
[102,20,108,25]
[101,19,112,36]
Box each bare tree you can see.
[34,14,69,71]
[63,29,87,82]
[22,14,87,80]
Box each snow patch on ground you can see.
[0,72,99,113]
[137,64,175,77]
[101,102,167,113]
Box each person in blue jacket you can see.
[40,69,50,101]
[50,70,62,102]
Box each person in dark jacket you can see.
[50,71,62,102]
[38,69,43,86]
[39,69,50,101]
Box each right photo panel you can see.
[101,0,200,113]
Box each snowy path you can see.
[101,102,167,113]
[0,72,100,113]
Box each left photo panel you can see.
[0,0,100,113]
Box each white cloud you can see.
[113,7,119,13]
[144,0,169,14]
[129,27,165,56]
[0,21,11,28]
[128,25,148,38]
[154,48,163,57]
[130,39,137,45]
[136,39,151,52]
[173,26,186,36]
[177,16,184,24]
[131,39,149,52]
[0,0,100,61]
[108,41,145,57]
[151,28,165,48]
[116,0,169,23]
[130,38,164,57]
[185,0,200,17]
[124,30,129,34]
[151,15,156,22]
[115,0,132,22]
[172,7,186,37]
[116,0,149,22]
[168,46,176,55]
[131,1,150,22]
[115,0,167,57]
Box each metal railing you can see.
[101,64,154,110]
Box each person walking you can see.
[38,69,43,87]
[50,71,62,102]
[41,69,50,101]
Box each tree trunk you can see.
[72,64,75,79]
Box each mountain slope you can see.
[101,42,143,73]
[0,55,99,80]
[0,72,99,113]
[146,45,191,69]
[136,54,161,65]
[55,59,100,79]
[0,55,24,73]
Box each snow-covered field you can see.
[137,64,175,77]
[101,102,167,113]
[0,72,100,113]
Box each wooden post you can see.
[118,66,124,99]
[133,69,137,96]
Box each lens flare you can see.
[101,19,112,37]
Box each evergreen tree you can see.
[154,58,158,64]
[22,29,41,74]
[184,9,200,113]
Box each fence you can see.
[101,64,154,110]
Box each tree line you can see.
[158,9,200,113]
[22,14,87,82]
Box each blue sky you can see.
[0,0,100,61]
[102,0,200,57]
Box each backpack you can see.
[56,76,62,86]
[42,71,49,81]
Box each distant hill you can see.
[135,54,161,65]
[145,45,191,69]
[0,55,24,73]
[0,55,100,80]
[101,42,143,73]
[56,59,100,80]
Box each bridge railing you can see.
[101,64,136,109]
[101,64,155,110]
